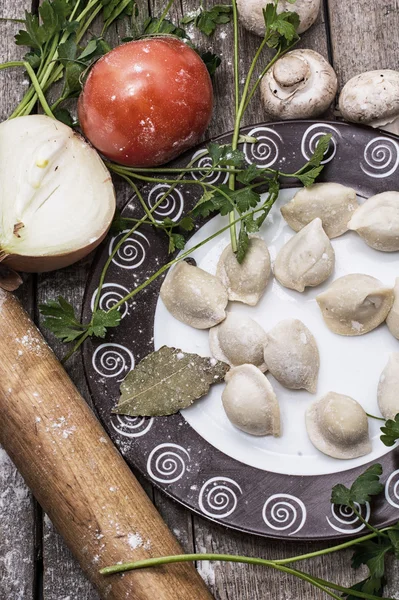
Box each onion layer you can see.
[0,115,116,273]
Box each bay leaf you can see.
[113,345,229,417]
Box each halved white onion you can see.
[0,115,116,272]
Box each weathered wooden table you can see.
[1,1,399,598]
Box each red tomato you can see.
[78,37,213,167]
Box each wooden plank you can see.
[328,0,399,88]
[0,3,36,599]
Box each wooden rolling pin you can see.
[0,289,213,600]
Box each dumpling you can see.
[274,218,335,292]
[222,365,281,436]
[316,274,394,336]
[387,278,399,340]
[216,237,271,306]
[160,261,228,329]
[263,319,319,393]
[281,183,358,238]
[348,191,399,252]
[378,353,399,420]
[306,392,371,459]
[209,313,267,371]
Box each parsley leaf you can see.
[331,464,384,507]
[40,296,121,345]
[264,4,300,50]
[201,51,222,77]
[88,309,121,338]
[207,143,245,168]
[39,296,86,343]
[352,539,392,579]
[342,577,387,600]
[380,414,399,447]
[236,227,249,264]
[168,232,186,253]
[307,133,333,166]
[142,17,188,38]
[181,5,232,36]
[293,134,333,187]
[236,164,262,185]
[178,216,195,231]
[295,165,324,187]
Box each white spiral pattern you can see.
[198,477,242,519]
[385,469,399,509]
[90,283,130,319]
[109,230,150,270]
[111,415,153,438]
[147,443,190,484]
[262,494,307,536]
[301,123,339,164]
[92,343,134,381]
[361,136,399,178]
[327,502,371,534]
[243,127,282,167]
[147,184,184,222]
[190,149,229,185]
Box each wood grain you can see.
[2,1,398,599]
[0,3,36,599]
[328,0,399,90]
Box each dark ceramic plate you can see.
[83,121,399,540]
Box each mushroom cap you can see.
[237,0,321,36]
[261,49,338,120]
[339,70,399,128]
[306,392,371,459]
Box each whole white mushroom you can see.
[339,70,399,134]
[237,0,320,37]
[261,49,338,120]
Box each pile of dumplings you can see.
[160,182,399,461]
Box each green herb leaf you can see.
[331,464,384,507]
[351,539,392,578]
[15,12,47,50]
[201,51,222,76]
[342,577,387,600]
[39,296,85,343]
[113,346,229,417]
[380,414,399,447]
[53,107,74,127]
[230,186,260,213]
[40,296,121,344]
[142,17,188,38]
[236,227,249,263]
[88,309,121,338]
[307,133,333,166]
[194,5,232,36]
[23,50,41,69]
[296,165,324,187]
[168,232,186,253]
[387,528,399,558]
[178,216,195,232]
[207,143,245,168]
[236,164,262,185]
